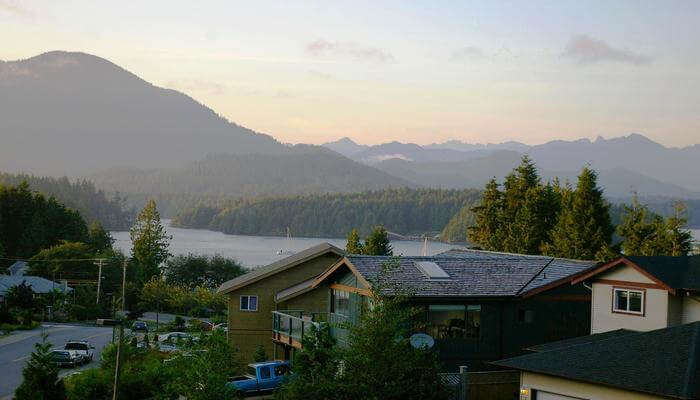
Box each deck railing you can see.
[272,311,322,346]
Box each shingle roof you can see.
[344,249,595,298]
[8,261,28,276]
[217,242,344,294]
[525,328,635,352]
[625,256,700,291]
[493,322,700,399]
[0,275,72,296]
[275,278,316,303]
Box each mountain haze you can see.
[0,51,285,175]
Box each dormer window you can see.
[613,288,644,315]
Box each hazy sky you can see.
[2,0,699,146]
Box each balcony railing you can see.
[272,311,354,348]
[272,311,322,348]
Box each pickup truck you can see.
[64,340,94,364]
[227,361,292,395]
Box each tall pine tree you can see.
[617,198,693,256]
[468,178,504,250]
[14,334,66,400]
[543,167,614,260]
[345,229,364,254]
[130,199,171,284]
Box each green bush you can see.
[65,369,111,400]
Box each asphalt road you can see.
[0,324,114,399]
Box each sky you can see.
[1,0,699,147]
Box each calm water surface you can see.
[111,220,463,268]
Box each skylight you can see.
[415,261,450,280]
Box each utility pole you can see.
[95,259,104,305]
[112,258,128,400]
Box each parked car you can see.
[131,321,148,332]
[158,332,194,342]
[213,323,228,333]
[64,340,94,363]
[50,349,81,368]
[226,361,292,395]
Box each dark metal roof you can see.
[526,329,635,353]
[346,249,595,298]
[493,322,700,399]
[626,256,700,291]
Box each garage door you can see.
[536,391,586,400]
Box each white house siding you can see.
[681,296,700,324]
[590,265,670,334]
[521,372,669,400]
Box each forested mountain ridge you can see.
[0,173,133,230]
[89,146,412,199]
[172,188,482,238]
[324,134,700,197]
[0,51,285,175]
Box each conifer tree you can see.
[618,198,693,256]
[543,167,614,260]
[14,334,66,400]
[130,199,171,284]
[345,229,364,254]
[363,226,393,256]
[468,178,504,251]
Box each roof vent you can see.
[415,261,450,280]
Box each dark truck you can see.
[226,361,291,395]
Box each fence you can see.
[440,369,520,400]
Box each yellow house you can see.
[217,242,343,362]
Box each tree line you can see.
[173,188,482,238]
[0,173,133,230]
[468,156,696,260]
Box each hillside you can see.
[172,188,481,238]
[0,51,286,175]
[89,146,412,199]
[0,173,133,230]
[327,135,700,198]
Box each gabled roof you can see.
[8,261,28,276]
[0,275,72,296]
[493,322,700,399]
[217,242,344,294]
[572,255,700,293]
[525,328,635,353]
[313,249,596,298]
[275,278,317,303]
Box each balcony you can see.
[271,311,352,349]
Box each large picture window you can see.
[426,304,481,339]
[613,288,644,315]
[240,295,258,311]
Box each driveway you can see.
[0,324,114,399]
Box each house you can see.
[8,261,28,276]
[271,249,597,371]
[493,321,700,399]
[570,255,700,333]
[217,242,344,362]
[493,255,700,399]
[0,274,72,299]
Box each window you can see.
[331,289,350,317]
[613,288,644,315]
[426,304,481,339]
[259,366,271,379]
[240,295,258,311]
[518,309,534,324]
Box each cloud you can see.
[0,0,32,17]
[451,46,487,62]
[305,40,394,63]
[563,35,651,66]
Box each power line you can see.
[0,256,111,262]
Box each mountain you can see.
[426,139,530,153]
[322,137,369,158]
[373,151,700,199]
[0,51,286,175]
[89,145,413,199]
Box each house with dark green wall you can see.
[273,249,597,371]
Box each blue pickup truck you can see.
[227,361,292,395]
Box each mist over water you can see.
[111,220,462,268]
